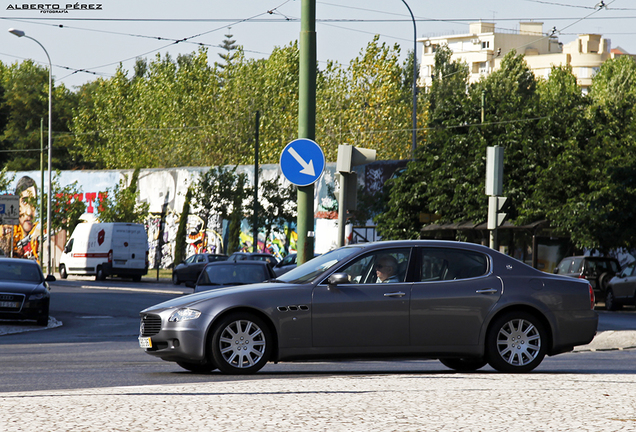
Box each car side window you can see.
[196,255,206,263]
[572,258,584,273]
[337,248,410,284]
[418,248,488,282]
[185,255,196,264]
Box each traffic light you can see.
[488,196,510,230]
[336,145,376,173]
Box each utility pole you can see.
[297,0,316,265]
[253,111,260,253]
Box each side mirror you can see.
[327,272,349,287]
[45,275,56,282]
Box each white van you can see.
[59,222,149,281]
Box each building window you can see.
[479,62,488,74]
[481,41,490,49]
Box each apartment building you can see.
[418,21,620,93]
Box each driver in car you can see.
[375,255,400,283]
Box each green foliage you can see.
[191,166,251,254]
[247,171,297,252]
[173,187,192,265]
[0,167,15,194]
[98,168,149,223]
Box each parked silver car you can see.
[139,240,598,374]
[605,261,636,310]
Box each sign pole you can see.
[297,0,316,265]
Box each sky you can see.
[0,0,634,90]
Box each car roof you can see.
[204,260,271,267]
[0,257,38,265]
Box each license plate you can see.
[0,301,19,308]
[138,336,152,349]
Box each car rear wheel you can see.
[605,288,620,311]
[59,265,68,279]
[486,311,547,373]
[210,313,272,375]
[439,358,487,372]
[96,266,106,281]
[176,361,217,373]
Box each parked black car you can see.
[228,252,278,266]
[554,255,620,299]
[605,261,636,311]
[172,254,228,285]
[0,258,54,326]
[193,261,275,293]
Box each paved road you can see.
[1,276,635,431]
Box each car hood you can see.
[140,282,287,313]
[0,280,45,295]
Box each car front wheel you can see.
[59,265,68,279]
[172,273,180,285]
[486,311,547,373]
[605,288,620,311]
[439,358,487,372]
[210,313,272,375]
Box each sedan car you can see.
[139,240,597,374]
[194,261,275,293]
[172,253,228,285]
[605,261,636,311]
[0,258,54,326]
[554,255,620,298]
[228,252,278,266]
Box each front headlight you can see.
[168,308,201,322]
[29,292,48,300]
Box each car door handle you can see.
[476,288,498,294]
[384,291,406,297]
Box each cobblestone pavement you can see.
[1,372,635,431]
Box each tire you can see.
[177,361,217,373]
[36,314,49,327]
[59,265,68,280]
[486,311,547,373]
[598,272,610,292]
[605,288,620,311]
[210,312,272,375]
[95,266,106,281]
[172,272,180,285]
[439,358,487,372]
[132,275,142,282]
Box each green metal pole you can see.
[297,0,316,265]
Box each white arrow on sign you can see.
[288,147,315,176]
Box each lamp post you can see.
[9,28,53,276]
[400,0,418,157]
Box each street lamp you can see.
[399,0,418,157]
[9,28,53,277]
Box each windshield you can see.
[0,261,43,283]
[276,247,362,284]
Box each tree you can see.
[98,168,149,223]
[191,166,251,254]
[173,187,192,265]
[247,172,297,252]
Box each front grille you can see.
[140,314,162,336]
[0,292,25,312]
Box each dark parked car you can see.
[139,240,597,374]
[194,261,275,293]
[554,256,620,298]
[273,253,321,276]
[605,261,636,311]
[172,253,228,285]
[0,258,54,326]
[228,252,278,266]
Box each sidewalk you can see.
[1,372,635,431]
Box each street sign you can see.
[280,138,325,186]
[0,195,20,225]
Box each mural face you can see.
[1,176,40,260]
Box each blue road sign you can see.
[280,138,325,186]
